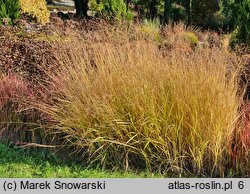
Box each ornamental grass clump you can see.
[0,72,34,143]
[36,24,243,177]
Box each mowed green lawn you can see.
[0,143,160,178]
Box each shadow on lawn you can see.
[0,143,154,178]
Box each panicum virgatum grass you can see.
[0,72,35,143]
[35,24,243,177]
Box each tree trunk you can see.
[149,0,157,19]
[187,0,192,26]
[164,0,171,24]
[74,0,89,18]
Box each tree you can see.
[134,0,162,19]
[191,0,220,25]
[74,0,89,17]
[149,0,158,19]
[186,0,191,25]
[230,0,250,48]
[164,0,171,24]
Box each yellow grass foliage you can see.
[34,24,244,177]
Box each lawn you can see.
[0,143,160,178]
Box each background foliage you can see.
[0,0,20,25]
[90,0,133,21]
[230,0,250,48]
[19,0,49,24]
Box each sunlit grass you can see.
[32,24,244,177]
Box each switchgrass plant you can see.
[141,18,161,41]
[0,72,42,144]
[34,24,245,177]
[160,23,200,51]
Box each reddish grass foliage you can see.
[0,72,33,107]
[0,72,37,143]
[229,102,250,176]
